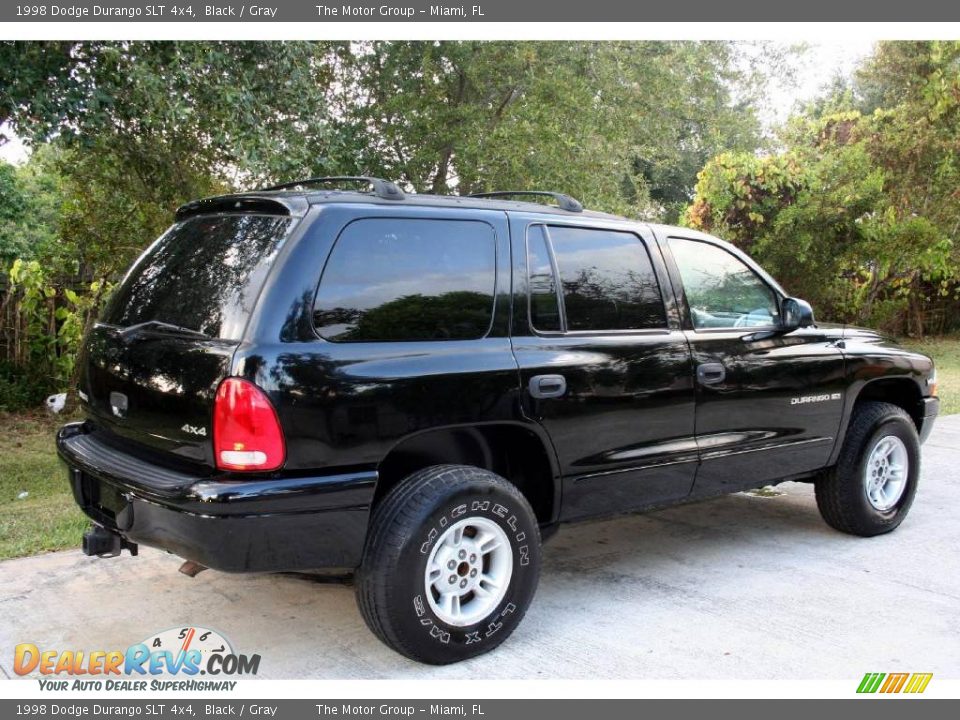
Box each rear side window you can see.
[526,227,562,332]
[313,218,496,342]
[544,226,666,332]
[103,214,294,340]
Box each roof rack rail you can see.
[468,190,583,213]
[261,176,405,201]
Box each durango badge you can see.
[791,392,842,405]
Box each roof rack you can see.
[261,176,405,201]
[468,190,583,213]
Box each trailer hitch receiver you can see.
[82,526,138,558]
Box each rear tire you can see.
[815,401,920,537]
[356,465,542,664]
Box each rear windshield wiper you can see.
[117,320,211,341]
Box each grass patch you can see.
[902,335,960,416]
[0,410,88,560]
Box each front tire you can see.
[356,465,542,664]
[815,401,920,537]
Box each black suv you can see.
[58,177,939,664]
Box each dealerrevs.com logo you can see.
[857,672,933,694]
[14,626,260,692]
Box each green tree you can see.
[0,149,62,269]
[332,41,765,218]
[0,41,344,183]
[2,40,769,223]
[0,162,27,264]
[687,42,960,334]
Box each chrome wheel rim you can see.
[424,516,512,627]
[864,435,909,512]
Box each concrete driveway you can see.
[2,416,959,680]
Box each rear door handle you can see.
[529,374,567,399]
[696,363,726,386]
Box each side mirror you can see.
[781,297,815,332]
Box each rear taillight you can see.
[213,378,286,472]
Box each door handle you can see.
[529,374,567,399]
[696,363,726,386]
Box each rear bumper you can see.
[919,397,940,444]
[57,422,376,572]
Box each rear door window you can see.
[313,218,497,342]
[103,214,295,340]
[544,225,666,332]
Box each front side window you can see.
[547,226,666,332]
[313,218,496,342]
[668,237,779,330]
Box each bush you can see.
[0,260,105,410]
[0,359,52,411]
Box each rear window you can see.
[313,218,496,342]
[103,214,294,340]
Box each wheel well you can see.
[375,425,557,524]
[855,378,923,431]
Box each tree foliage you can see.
[0,41,342,180]
[687,41,960,335]
[328,41,764,219]
[1,40,765,217]
[0,148,61,267]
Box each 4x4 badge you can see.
[181,424,207,437]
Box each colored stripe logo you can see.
[903,673,934,694]
[857,672,932,694]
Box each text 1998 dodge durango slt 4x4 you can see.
[58,177,939,664]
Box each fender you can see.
[828,349,930,466]
[375,419,563,525]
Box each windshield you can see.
[102,214,294,340]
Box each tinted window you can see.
[314,218,496,342]
[103,214,294,340]
[669,238,779,329]
[527,227,561,332]
[547,226,666,331]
